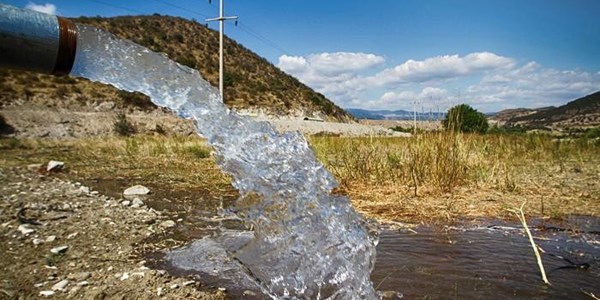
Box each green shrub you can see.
[113,113,136,136]
[585,127,600,139]
[443,104,489,133]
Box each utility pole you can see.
[206,0,238,102]
[413,99,417,135]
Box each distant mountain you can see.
[347,108,445,121]
[490,91,600,128]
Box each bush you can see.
[442,104,489,133]
[113,113,135,136]
[585,127,600,139]
[0,114,15,136]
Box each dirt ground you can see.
[0,165,227,299]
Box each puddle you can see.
[372,217,600,299]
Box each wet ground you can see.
[372,217,600,299]
[79,177,600,299]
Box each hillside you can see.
[491,91,600,128]
[0,14,352,122]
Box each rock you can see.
[131,272,145,277]
[67,272,91,281]
[218,287,227,292]
[121,200,131,207]
[27,163,44,172]
[50,245,68,254]
[33,238,44,245]
[18,224,35,235]
[157,287,164,297]
[242,290,258,297]
[182,280,195,287]
[95,101,115,112]
[123,185,150,197]
[66,232,78,239]
[120,273,129,281]
[52,279,69,291]
[46,160,65,172]
[46,235,57,242]
[77,281,89,286]
[381,291,403,299]
[39,290,55,297]
[169,284,179,289]
[78,186,90,195]
[160,220,176,228]
[130,198,144,208]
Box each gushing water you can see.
[71,25,379,299]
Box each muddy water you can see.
[372,217,600,299]
[79,177,599,299]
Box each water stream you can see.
[70,25,379,299]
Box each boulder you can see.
[123,185,150,197]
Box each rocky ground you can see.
[0,102,407,140]
[0,165,226,299]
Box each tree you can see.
[443,104,489,133]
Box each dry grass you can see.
[1,132,598,224]
[310,132,600,223]
[0,135,232,196]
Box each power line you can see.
[151,0,289,56]
[236,22,289,55]
[151,0,211,19]
[89,0,146,15]
[90,0,290,59]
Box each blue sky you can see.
[5,0,600,112]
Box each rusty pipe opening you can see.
[0,4,78,75]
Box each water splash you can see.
[71,25,379,299]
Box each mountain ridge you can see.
[490,91,600,128]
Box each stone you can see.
[27,163,43,172]
[67,272,91,281]
[120,273,129,281]
[123,185,150,197]
[130,198,144,208]
[18,224,35,235]
[182,281,195,286]
[51,279,69,291]
[95,101,116,112]
[160,220,176,228]
[381,291,403,300]
[157,287,163,297]
[46,235,57,242]
[39,290,55,297]
[77,281,90,287]
[121,200,131,207]
[33,238,44,245]
[78,186,90,195]
[46,161,65,172]
[169,284,179,289]
[50,246,68,254]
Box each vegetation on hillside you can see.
[0,15,353,122]
[496,91,600,128]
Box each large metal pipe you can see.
[0,4,77,75]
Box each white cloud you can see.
[368,52,515,86]
[467,62,600,111]
[278,52,384,76]
[278,50,599,112]
[25,2,57,15]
